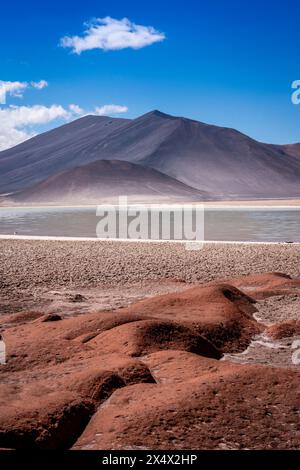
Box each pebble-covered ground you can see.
[1,240,300,295]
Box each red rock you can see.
[73,363,300,450]
[0,357,154,449]
[110,283,261,352]
[267,320,300,340]
[1,273,300,450]
[88,319,222,359]
[230,272,300,299]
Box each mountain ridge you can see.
[1,110,300,200]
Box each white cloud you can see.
[94,104,128,116]
[0,79,48,105]
[69,103,84,115]
[0,126,32,152]
[0,104,69,127]
[0,104,73,151]
[0,102,128,150]
[0,78,130,149]
[31,80,48,90]
[0,81,28,104]
[60,16,165,54]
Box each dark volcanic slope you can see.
[11,160,206,203]
[1,110,300,199]
[136,113,300,199]
[0,115,129,193]
[276,143,300,159]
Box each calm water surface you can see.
[0,206,300,242]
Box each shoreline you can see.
[1,234,300,245]
[1,198,300,210]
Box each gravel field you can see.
[1,239,300,295]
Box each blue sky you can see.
[0,0,300,149]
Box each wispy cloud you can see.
[69,104,84,115]
[60,17,165,54]
[94,104,128,116]
[0,81,27,104]
[31,80,48,90]
[0,79,48,104]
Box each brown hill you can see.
[11,159,206,204]
[1,111,300,200]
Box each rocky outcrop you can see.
[1,272,300,450]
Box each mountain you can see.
[275,143,300,160]
[0,115,129,194]
[137,113,300,198]
[1,110,300,200]
[10,160,207,204]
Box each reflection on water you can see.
[0,206,300,242]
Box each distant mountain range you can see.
[1,110,300,203]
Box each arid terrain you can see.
[2,111,300,203]
[0,240,300,450]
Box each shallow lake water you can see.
[0,206,300,242]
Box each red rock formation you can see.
[1,272,300,450]
[109,283,261,352]
[73,360,300,450]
